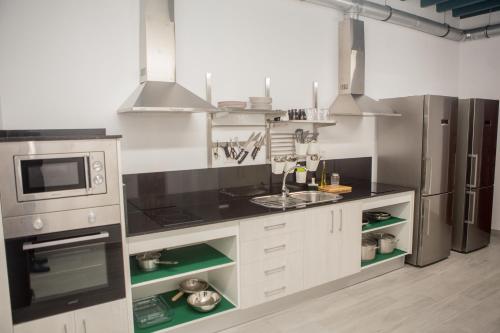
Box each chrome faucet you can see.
[282,165,307,198]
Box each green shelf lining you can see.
[134,287,236,333]
[361,249,407,267]
[130,243,234,285]
[362,216,406,232]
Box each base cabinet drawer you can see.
[241,252,303,286]
[13,299,128,333]
[240,231,303,264]
[240,212,304,242]
[240,271,303,308]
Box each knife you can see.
[235,132,256,160]
[238,132,261,164]
[251,134,266,160]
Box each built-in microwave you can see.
[14,152,107,202]
[0,139,120,219]
[5,224,126,324]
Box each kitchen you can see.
[0,0,499,332]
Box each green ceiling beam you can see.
[436,0,487,12]
[460,5,500,17]
[421,0,448,7]
[453,0,500,17]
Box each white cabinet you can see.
[74,300,129,333]
[13,312,75,333]
[13,300,128,333]
[303,201,361,289]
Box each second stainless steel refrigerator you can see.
[453,98,498,253]
[377,95,457,267]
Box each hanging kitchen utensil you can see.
[135,252,179,272]
[213,141,219,160]
[222,142,231,158]
[251,134,266,159]
[294,129,303,143]
[171,278,209,302]
[235,132,256,160]
[229,139,237,159]
[238,132,261,164]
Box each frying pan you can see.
[171,278,209,302]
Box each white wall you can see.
[458,39,500,231]
[0,0,462,175]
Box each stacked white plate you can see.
[217,101,247,110]
[249,97,272,110]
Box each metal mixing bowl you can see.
[187,291,221,312]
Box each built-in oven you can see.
[14,152,107,202]
[5,224,125,324]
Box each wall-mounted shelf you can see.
[269,119,337,128]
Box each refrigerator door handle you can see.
[423,157,432,195]
[465,191,476,224]
[467,154,478,187]
[422,198,431,236]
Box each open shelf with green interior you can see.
[131,264,238,333]
[134,286,236,333]
[362,216,407,233]
[361,249,407,269]
[130,243,235,287]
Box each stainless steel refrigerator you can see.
[452,98,499,253]
[377,95,457,267]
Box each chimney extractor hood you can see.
[118,0,215,113]
[329,19,399,117]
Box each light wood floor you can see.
[221,233,500,333]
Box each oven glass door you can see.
[6,225,125,324]
[15,154,90,201]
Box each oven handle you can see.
[22,232,110,251]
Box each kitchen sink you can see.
[250,195,307,209]
[250,191,342,209]
[288,191,342,203]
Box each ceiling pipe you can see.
[301,0,500,41]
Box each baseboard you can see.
[492,229,500,236]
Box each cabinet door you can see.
[337,202,362,278]
[74,300,128,333]
[303,206,340,289]
[14,312,75,333]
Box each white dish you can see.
[249,96,272,103]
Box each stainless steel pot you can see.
[361,238,378,261]
[136,252,178,272]
[377,233,398,254]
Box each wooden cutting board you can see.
[319,185,352,194]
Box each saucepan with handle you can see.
[135,251,179,272]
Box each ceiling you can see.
[421,0,500,19]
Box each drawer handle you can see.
[264,223,286,231]
[264,244,286,254]
[265,286,286,297]
[264,265,286,276]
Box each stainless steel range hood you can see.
[118,0,215,113]
[329,18,399,117]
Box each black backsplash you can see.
[124,157,371,201]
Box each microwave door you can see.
[15,153,91,202]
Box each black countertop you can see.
[126,181,413,237]
[0,128,122,142]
